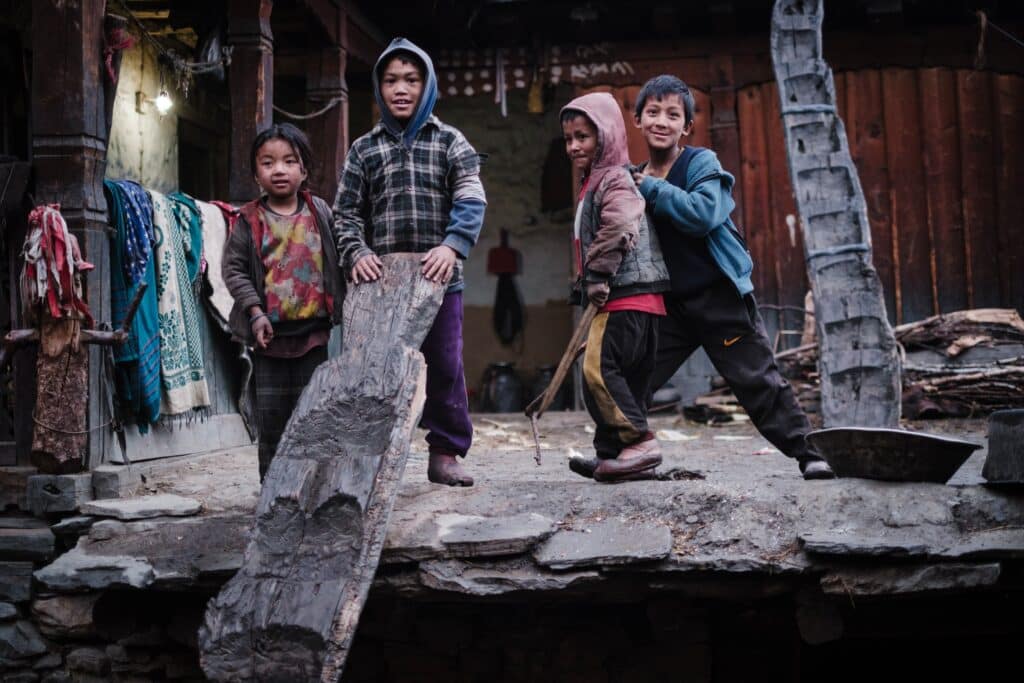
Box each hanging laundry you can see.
[196,200,235,326]
[104,179,161,431]
[151,190,211,416]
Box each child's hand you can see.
[421,245,457,284]
[352,253,383,284]
[586,281,610,307]
[251,315,274,350]
[632,169,646,187]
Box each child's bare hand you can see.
[421,245,457,283]
[251,316,274,350]
[632,169,646,186]
[352,253,383,284]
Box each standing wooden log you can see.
[199,254,444,682]
[770,0,901,427]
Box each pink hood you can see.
[561,92,631,190]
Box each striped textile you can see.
[150,190,210,415]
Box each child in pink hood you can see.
[561,92,671,482]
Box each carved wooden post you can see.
[227,0,274,203]
[30,0,111,469]
[199,254,445,682]
[770,0,901,427]
[306,44,349,203]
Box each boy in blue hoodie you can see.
[333,38,486,486]
[631,75,833,480]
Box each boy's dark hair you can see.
[250,122,314,179]
[560,108,593,128]
[635,75,695,125]
[378,49,426,81]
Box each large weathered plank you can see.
[841,70,896,325]
[993,74,1024,314]
[956,70,1000,310]
[881,69,932,322]
[919,68,966,313]
[199,254,444,682]
[770,0,900,427]
[762,80,805,342]
[737,84,778,330]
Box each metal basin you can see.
[806,427,982,483]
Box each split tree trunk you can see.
[770,0,901,427]
[199,254,445,682]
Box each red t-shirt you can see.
[575,180,666,316]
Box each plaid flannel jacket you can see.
[333,115,486,290]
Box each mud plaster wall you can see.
[434,89,575,403]
[106,44,178,192]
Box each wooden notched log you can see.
[770,0,901,427]
[198,254,445,682]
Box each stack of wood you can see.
[776,309,1024,419]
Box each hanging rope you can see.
[273,97,344,121]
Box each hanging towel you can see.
[196,200,234,326]
[150,190,211,415]
[104,180,161,432]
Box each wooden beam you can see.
[299,0,341,44]
[227,0,274,203]
[306,45,349,204]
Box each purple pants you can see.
[419,291,473,457]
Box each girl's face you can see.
[254,138,307,200]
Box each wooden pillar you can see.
[228,0,274,203]
[306,45,349,204]
[30,0,112,468]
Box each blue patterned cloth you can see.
[105,180,161,432]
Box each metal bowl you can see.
[806,427,982,483]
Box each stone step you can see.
[0,468,36,513]
[27,474,92,517]
[0,527,55,562]
[0,563,33,603]
[80,495,202,521]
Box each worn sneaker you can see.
[800,458,835,480]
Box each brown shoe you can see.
[593,438,662,482]
[428,452,474,487]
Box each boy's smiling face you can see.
[562,114,599,172]
[380,56,423,123]
[636,93,693,151]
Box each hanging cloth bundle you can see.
[487,228,524,345]
[19,204,94,327]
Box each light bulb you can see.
[154,90,173,115]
